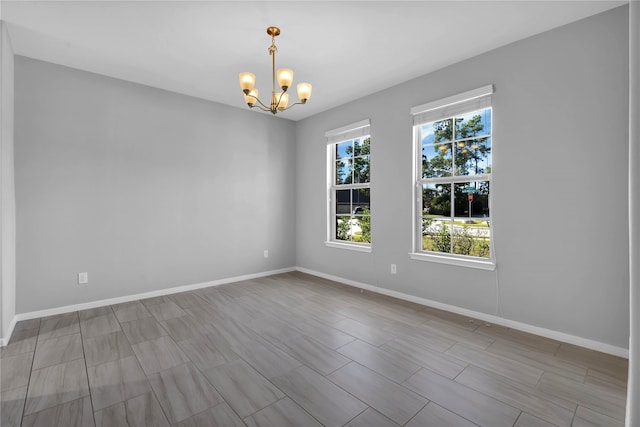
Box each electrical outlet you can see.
[264,250,269,259]
[78,272,88,284]
[391,264,397,274]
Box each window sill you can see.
[325,241,372,253]
[409,252,496,270]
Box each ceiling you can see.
[1,1,625,121]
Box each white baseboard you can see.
[296,266,629,359]
[0,317,17,347]
[12,267,296,324]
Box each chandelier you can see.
[239,26,312,115]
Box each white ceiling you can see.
[1,1,625,121]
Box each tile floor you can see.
[0,272,628,426]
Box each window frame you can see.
[410,86,495,270]
[325,119,372,252]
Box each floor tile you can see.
[177,402,245,427]
[446,343,544,387]
[169,292,207,309]
[94,391,170,427]
[285,317,356,349]
[1,352,34,391]
[79,313,121,339]
[24,358,89,415]
[1,328,38,358]
[131,335,190,375]
[455,365,574,426]
[405,402,476,427]
[537,372,625,421]
[148,362,223,424]
[344,407,399,427]
[515,413,559,427]
[78,306,113,322]
[572,405,624,427]
[14,319,41,332]
[33,333,83,370]
[272,365,368,427]
[120,317,167,345]
[111,301,152,323]
[83,330,134,368]
[38,313,80,341]
[147,301,187,321]
[1,386,27,427]
[333,318,394,346]
[160,315,210,341]
[402,367,520,427]
[380,337,466,379]
[244,397,322,427]
[232,339,301,380]
[420,320,494,350]
[328,362,427,425]
[337,339,421,383]
[203,358,284,418]
[22,396,94,427]
[207,317,260,347]
[486,339,587,383]
[248,316,303,346]
[278,335,350,375]
[87,355,150,411]
[178,333,239,372]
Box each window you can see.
[411,86,494,269]
[326,119,371,251]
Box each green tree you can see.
[343,137,370,184]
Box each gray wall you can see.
[1,21,16,342]
[15,57,296,313]
[295,6,630,348]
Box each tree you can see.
[341,137,370,184]
[423,115,490,179]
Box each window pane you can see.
[352,188,370,213]
[451,181,490,258]
[354,137,371,156]
[336,189,351,215]
[336,215,351,241]
[423,218,453,253]
[422,143,452,178]
[336,140,352,160]
[354,214,371,243]
[455,137,491,176]
[455,108,491,139]
[453,181,489,219]
[336,159,352,185]
[422,183,451,217]
[353,156,370,183]
[421,118,453,143]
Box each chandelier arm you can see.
[279,101,306,112]
[275,88,288,110]
[246,93,272,111]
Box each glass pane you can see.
[455,108,491,139]
[352,188,370,213]
[353,156,370,183]
[336,159,352,185]
[354,137,371,156]
[353,214,371,243]
[421,118,453,144]
[336,215,351,241]
[422,183,451,218]
[422,143,452,178]
[455,137,491,176]
[336,140,352,160]
[335,189,351,215]
[453,181,490,220]
[423,218,453,253]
